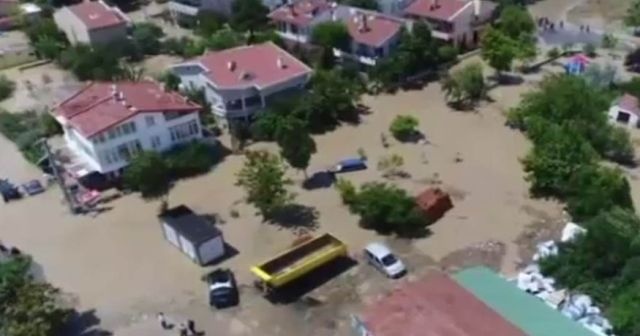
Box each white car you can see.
[363,242,406,278]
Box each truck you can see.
[251,233,347,295]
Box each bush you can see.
[547,47,561,59]
[335,178,357,206]
[437,45,458,63]
[389,115,419,141]
[40,113,62,137]
[583,43,597,58]
[165,142,218,178]
[0,75,15,101]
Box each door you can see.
[617,111,631,124]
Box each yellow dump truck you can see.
[251,233,347,292]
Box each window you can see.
[151,136,161,149]
[107,129,117,139]
[145,116,155,127]
[164,111,182,121]
[169,120,199,142]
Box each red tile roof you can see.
[56,81,199,137]
[68,1,127,30]
[191,42,312,90]
[404,0,472,21]
[361,272,527,336]
[618,93,640,117]
[268,0,333,27]
[346,11,403,47]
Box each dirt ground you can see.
[0,52,568,334]
[567,0,632,31]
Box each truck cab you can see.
[207,269,239,309]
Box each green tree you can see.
[195,11,225,37]
[236,150,294,219]
[24,18,68,59]
[231,0,268,38]
[131,22,165,55]
[159,71,181,91]
[124,151,171,200]
[58,44,123,80]
[441,62,486,108]
[0,256,71,336]
[625,0,640,28]
[348,182,428,237]
[277,115,317,178]
[609,282,640,335]
[340,0,378,10]
[203,27,244,51]
[306,69,361,129]
[498,5,535,40]
[0,75,16,101]
[312,21,350,68]
[481,27,517,76]
[566,165,634,221]
[389,115,419,141]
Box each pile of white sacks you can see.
[516,222,614,336]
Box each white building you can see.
[609,93,640,128]
[171,42,312,121]
[53,0,129,46]
[404,0,496,48]
[268,1,408,66]
[53,81,202,178]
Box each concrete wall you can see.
[53,5,127,46]
[609,106,640,128]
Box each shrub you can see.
[389,115,419,141]
[437,45,458,63]
[165,142,217,178]
[0,75,16,101]
[583,43,597,58]
[40,113,62,137]
[335,178,357,206]
[547,47,561,59]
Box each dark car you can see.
[329,157,367,174]
[0,179,21,203]
[21,180,45,196]
[207,268,239,309]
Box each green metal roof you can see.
[454,267,595,336]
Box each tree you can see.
[625,0,640,29]
[602,34,618,49]
[131,22,164,55]
[124,151,171,200]
[609,282,640,335]
[0,256,70,336]
[24,18,68,59]
[231,0,268,38]
[481,27,517,76]
[195,11,225,37]
[0,75,15,101]
[498,5,535,40]
[566,165,634,221]
[311,21,350,68]
[277,115,316,178]
[389,115,419,141]
[441,62,486,108]
[583,63,617,89]
[159,71,181,91]
[58,44,123,80]
[348,182,428,237]
[625,47,640,72]
[202,27,243,51]
[236,150,294,219]
[306,69,361,129]
[340,0,378,10]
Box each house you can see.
[53,0,129,46]
[415,187,453,222]
[404,0,496,48]
[168,0,281,21]
[609,93,640,127]
[269,0,407,65]
[353,267,596,336]
[170,42,312,121]
[53,81,202,178]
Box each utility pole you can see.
[39,138,78,214]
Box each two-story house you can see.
[53,81,202,178]
[269,0,407,66]
[168,0,281,22]
[404,0,496,48]
[53,0,129,46]
[170,42,312,122]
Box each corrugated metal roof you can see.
[454,267,596,336]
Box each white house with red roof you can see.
[269,1,407,65]
[170,42,312,121]
[53,0,129,46]
[609,93,640,128]
[53,81,202,177]
[404,0,496,47]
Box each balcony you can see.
[168,0,200,16]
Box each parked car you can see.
[0,179,21,203]
[363,242,406,278]
[328,157,367,174]
[207,268,239,309]
[21,180,45,196]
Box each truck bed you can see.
[251,234,347,288]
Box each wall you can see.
[608,106,639,128]
[87,23,127,46]
[53,7,91,45]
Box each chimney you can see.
[111,84,117,96]
[288,3,296,16]
[358,13,369,32]
[227,60,236,71]
[433,0,439,8]
[277,56,287,69]
[117,91,124,101]
[473,0,481,17]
